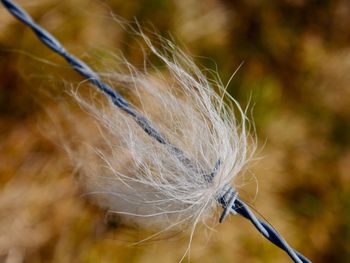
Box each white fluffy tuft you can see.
[72,32,255,234]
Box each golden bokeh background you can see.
[0,0,349,262]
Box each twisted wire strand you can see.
[219,191,311,263]
[1,0,171,146]
[1,1,311,262]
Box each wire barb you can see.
[1,1,311,262]
[219,186,238,223]
[221,193,311,263]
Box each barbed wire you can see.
[1,1,311,262]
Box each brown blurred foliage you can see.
[0,0,349,262]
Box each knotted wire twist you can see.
[1,1,311,262]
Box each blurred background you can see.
[0,0,349,262]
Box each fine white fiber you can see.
[70,30,255,234]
